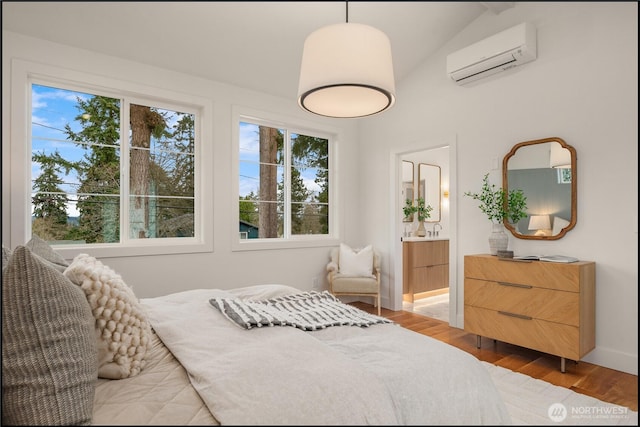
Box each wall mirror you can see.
[418,163,441,223]
[402,161,414,222]
[502,137,577,240]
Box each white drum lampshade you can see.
[528,214,551,236]
[297,22,396,118]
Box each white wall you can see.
[1,31,361,299]
[358,3,638,374]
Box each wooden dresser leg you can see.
[561,357,566,373]
[476,335,481,348]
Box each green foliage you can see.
[403,197,433,222]
[31,150,76,241]
[239,192,259,225]
[291,134,329,235]
[32,150,71,224]
[64,95,122,243]
[33,90,197,243]
[403,198,415,219]
[464,173,528,224]
[506,189,528,224]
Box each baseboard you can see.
[582,346,638,376]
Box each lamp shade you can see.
[549,141,571,168]
[528,215,551,235]
[298,22,396,118]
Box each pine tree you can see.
[31,150,73,240]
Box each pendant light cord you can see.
[345,0,349,23]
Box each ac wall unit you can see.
[446,22,537,85]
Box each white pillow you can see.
[339,243,373,276]
[552,216,570,235]
[64,254,152,379]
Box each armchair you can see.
[326,244,381,315]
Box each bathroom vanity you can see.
[402,237,449,303]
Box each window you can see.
[557,168,572,184]
[237,116,333,246]
[9,59,213,258]
[31,83,199,246]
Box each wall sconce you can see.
[442,190,449,198]
[297,1,396,118]
[528,214,551,236]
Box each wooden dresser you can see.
[464,254,595,372]
[403,239,449,303]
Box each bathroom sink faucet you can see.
[433,223,442,237]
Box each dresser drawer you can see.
[464,306,582,360]
[465,278,579,326]
[464,255,594,292]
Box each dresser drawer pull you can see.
[498,311,532,320]
[498,281,532,289]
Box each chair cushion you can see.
[332,275,378,294]
[339,243,373,276]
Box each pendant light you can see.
[297,1,396,118]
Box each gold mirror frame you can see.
[418,163,441,223]
[402,160,415,222]
[502,137,577,240]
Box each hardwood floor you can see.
[352,302,638,412]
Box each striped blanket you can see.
[209,291,392,330]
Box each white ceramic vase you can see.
[415,221,427,237]
[488,222,508,255]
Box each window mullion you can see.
[121,100,130,243]
[284,129,292,238]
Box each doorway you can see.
[390,138,459,327]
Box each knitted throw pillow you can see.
[64,253,152,379]
[2,246,97,425]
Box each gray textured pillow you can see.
[25,234,69,272]
[1,246,98,426]
[1,243,11,271]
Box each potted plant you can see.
[403,198,415,222]
[403,197,433,237]
[464,173,527,254]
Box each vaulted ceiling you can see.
[2,2,513,99]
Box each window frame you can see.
[9,59,214,259]
[231,106,339,251]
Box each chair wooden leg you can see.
[377,296,381,316]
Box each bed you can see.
[2,239,512,426]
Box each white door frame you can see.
[388,136,460,327]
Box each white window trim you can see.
[231,105,340,251]
[9,59,214,259]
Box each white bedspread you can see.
[142,285,512,425]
